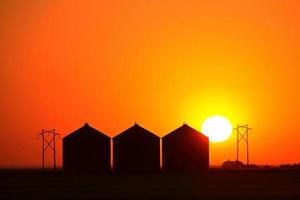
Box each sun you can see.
[201,116,233,142]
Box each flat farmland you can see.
[0,169,300,200]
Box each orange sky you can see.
[0,0,300,168]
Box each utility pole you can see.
[233,125,252,167]
[37,129,59,169]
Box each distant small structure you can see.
[162,124,209,172]
[63,123,111,173]
[280,163,300,169]
[222,160,258,169]
[113,123,160,173]
[222,160,244,168]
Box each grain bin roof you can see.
[63,123,110,141]
[113,123,159,140]
[163,124,208,140]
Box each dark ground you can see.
[0,168,300,200]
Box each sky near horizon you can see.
[0,0,300,168]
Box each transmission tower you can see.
[37,129,59,169]
[233,125,252,167]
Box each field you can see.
[1,168,300,199]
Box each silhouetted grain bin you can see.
[113,123,160,173]
[63,123,111,173]
[162,124,209,172]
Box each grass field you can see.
[1,168,300,199]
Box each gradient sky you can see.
[0,0,300,168]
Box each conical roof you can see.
[63,123,110,140]
[114,123,159,140]
[163,123,208,140]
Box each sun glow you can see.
[201,116,233,143]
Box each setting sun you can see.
[201,116,233,143]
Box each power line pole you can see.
[37,129,59,169]
[233,125,252,167]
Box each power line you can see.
[37,129,59,169]
[233,124,252,166]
